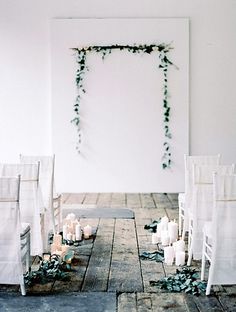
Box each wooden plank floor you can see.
[2,193,236,311]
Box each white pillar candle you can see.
[70,219,77,233]
[66,213,76,221]
[152,233,159,244]
[63,224,68,240]
[175,251,185,266]
[51,243,57,254]
[53,233,62,246]
[161,216,169,230]
[72,234,76,241]
[75,223,82,241]
[173,240,185,254]
[164,246,175,265]
[156,224,162,241]
[168,221,178,243]
[67,232,72,240]
[83,225,92,239]
[161,230,170,246]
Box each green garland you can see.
[72,43,177,169]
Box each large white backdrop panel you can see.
[51,18,189,193]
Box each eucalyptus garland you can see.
[24,254,71,286]
[72,43,177,169]
[150,266,207,295]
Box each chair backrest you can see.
[0,176,23,284]
[211,173,236,285]
[19,155,55,209]
[184,155,221,213]
[192,164,235,221]
[1,162,43,255]
[1,163,40,183]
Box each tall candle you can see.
[168,221,178,243]
[83,225,92,239]
[161,230,170,246]
[51,243,56,254]
[66,213,76,221]
[152,233,159,244]
[75,223,82,240]
[67,232,72,240]
[156,223,162,240]
[63,224,68,240]
[161,216,169,231]
[164,246,175,265]
[173,240,185,254]
[175,251,185,266]
[53,233,62,246]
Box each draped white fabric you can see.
[189,164,234,260]
[0,177,24,285]
[1,164,43,256]
[183,155,221,240]
[20,156,56,240]
[184,155,221,216]
[202,174,236,292]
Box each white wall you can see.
[0,0,236,192]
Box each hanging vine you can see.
[71,43,178,169]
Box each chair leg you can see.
[206,281,211,295]
[201,236,206,280]
[179,211,182,236]
[187,243,193,266]
[20,282,26,296]
[181,218,187,240]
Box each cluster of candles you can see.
[62,213,92,241]
[50,233,70,257]
[151,216,185,266]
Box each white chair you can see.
[187,164,235,265]
[20,155,61,242]
[201,173,236,295]
[1,163,44,256]
[0,176,30,296]
[181,154,221,240]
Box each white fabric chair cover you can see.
[182,155,221,240]
[188,164,234,262]
[201,173,236,294]
[0,176,27,294]
[1,163,43,256]
[20,155,61,245]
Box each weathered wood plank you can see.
[97,193,112,206]
[152,193,172,209]
[118,293,137,312]
[192,295,224,311]
[164,207,179,222]
[82,219,115,292]
[137,293,152,311]
[167,193,179,208]
[111,193,126,207]
[108,219,143,292]
[127,193,142,208]
[52,255,90,293]
[140,194,156,209]
[61,193,70,204]
[151,293,189,312]
[64,193,86,204]
[218,294,236,312]
[83,193,98,205]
